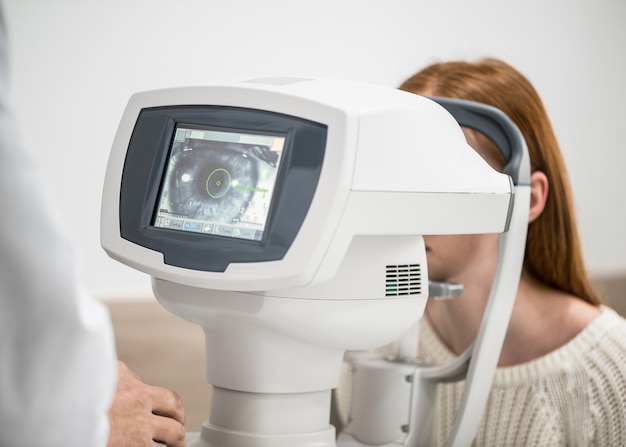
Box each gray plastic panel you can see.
[430,97,530,186]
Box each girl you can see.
[396,58,626,446]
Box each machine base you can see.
[186,423,336,447]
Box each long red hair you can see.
[399,58,600,305]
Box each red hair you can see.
[399,58,600,305]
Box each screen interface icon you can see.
[154,125,285,241]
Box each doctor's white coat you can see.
[0,6,116,447]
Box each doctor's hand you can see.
[107,360,187,447]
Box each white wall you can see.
[3,0,625,300]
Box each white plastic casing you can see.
[100,77,516,439]
[101,77,512,294]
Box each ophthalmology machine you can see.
[101,77,530,446]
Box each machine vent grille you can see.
[385,264,422,296]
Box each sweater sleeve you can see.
[0,6,117,447]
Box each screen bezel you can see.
[119,105,327,272]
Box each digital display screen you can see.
[153,125,285,241]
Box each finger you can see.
[152,413,187,447]
[117,359,144,382]
[150,386,185,424]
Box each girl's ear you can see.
[528,170,549,223]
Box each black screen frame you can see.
[119,105,327,272]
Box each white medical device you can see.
[101,77,530,447]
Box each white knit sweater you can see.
[420,306,626,446]
[337,306,626,446]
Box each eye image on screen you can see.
[153,125,285,241]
